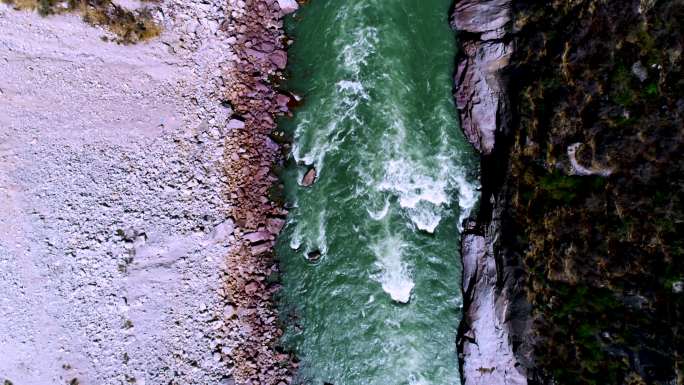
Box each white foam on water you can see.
[454,172,479,231]
[384,318,401,328]
[340,27,378,76]
[408,375,429,385]
[292,118,341,172]
[289,223,303,250]
[336,80,368,97]
[290,211,329,263]
[371,233,414,303]
[367,198,390,220]
[375,157,451,233]
[316,209,329,255]
[291,27,377,174]
[406,204,443,233]
[380,159,450,209]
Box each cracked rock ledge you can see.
[452,1,529,385]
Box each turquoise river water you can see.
[276,1,479,384]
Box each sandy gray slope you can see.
[0,2,243,384]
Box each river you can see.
[276,1,479,384]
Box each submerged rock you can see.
[306,250,321,262]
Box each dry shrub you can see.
[2,0,161,44]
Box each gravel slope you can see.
[0,2,244,384]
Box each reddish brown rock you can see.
[269,50,287,69]
[244,281,260,295]
[250,243,272,256]
[267,217,286,234]
[301,167,316,186]
[276,93,290,108]
[220,0,296,384]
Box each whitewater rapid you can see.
[277,1,480,383]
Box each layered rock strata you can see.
[452,1,529,384]
[454,0,684,384]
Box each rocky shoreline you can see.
[219,0,299,384]
[452,1,530,385]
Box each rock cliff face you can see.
[452,1,530,384]
[455,0,684,384]
[452,0,512,155]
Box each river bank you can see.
[451,1,529,384]
[0,0,296,384]
[453,1,684,384]
[219,0,298,383]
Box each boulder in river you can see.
[276,0,299,15]
[301,167,316,187]
[306,250,321,262]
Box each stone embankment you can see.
[452,1,529,384]
[219,0,298,384]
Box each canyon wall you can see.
[454,1,684,384]
[452,1,530,384]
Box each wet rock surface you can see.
[453,1,528,385]
[301,168,316,187]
